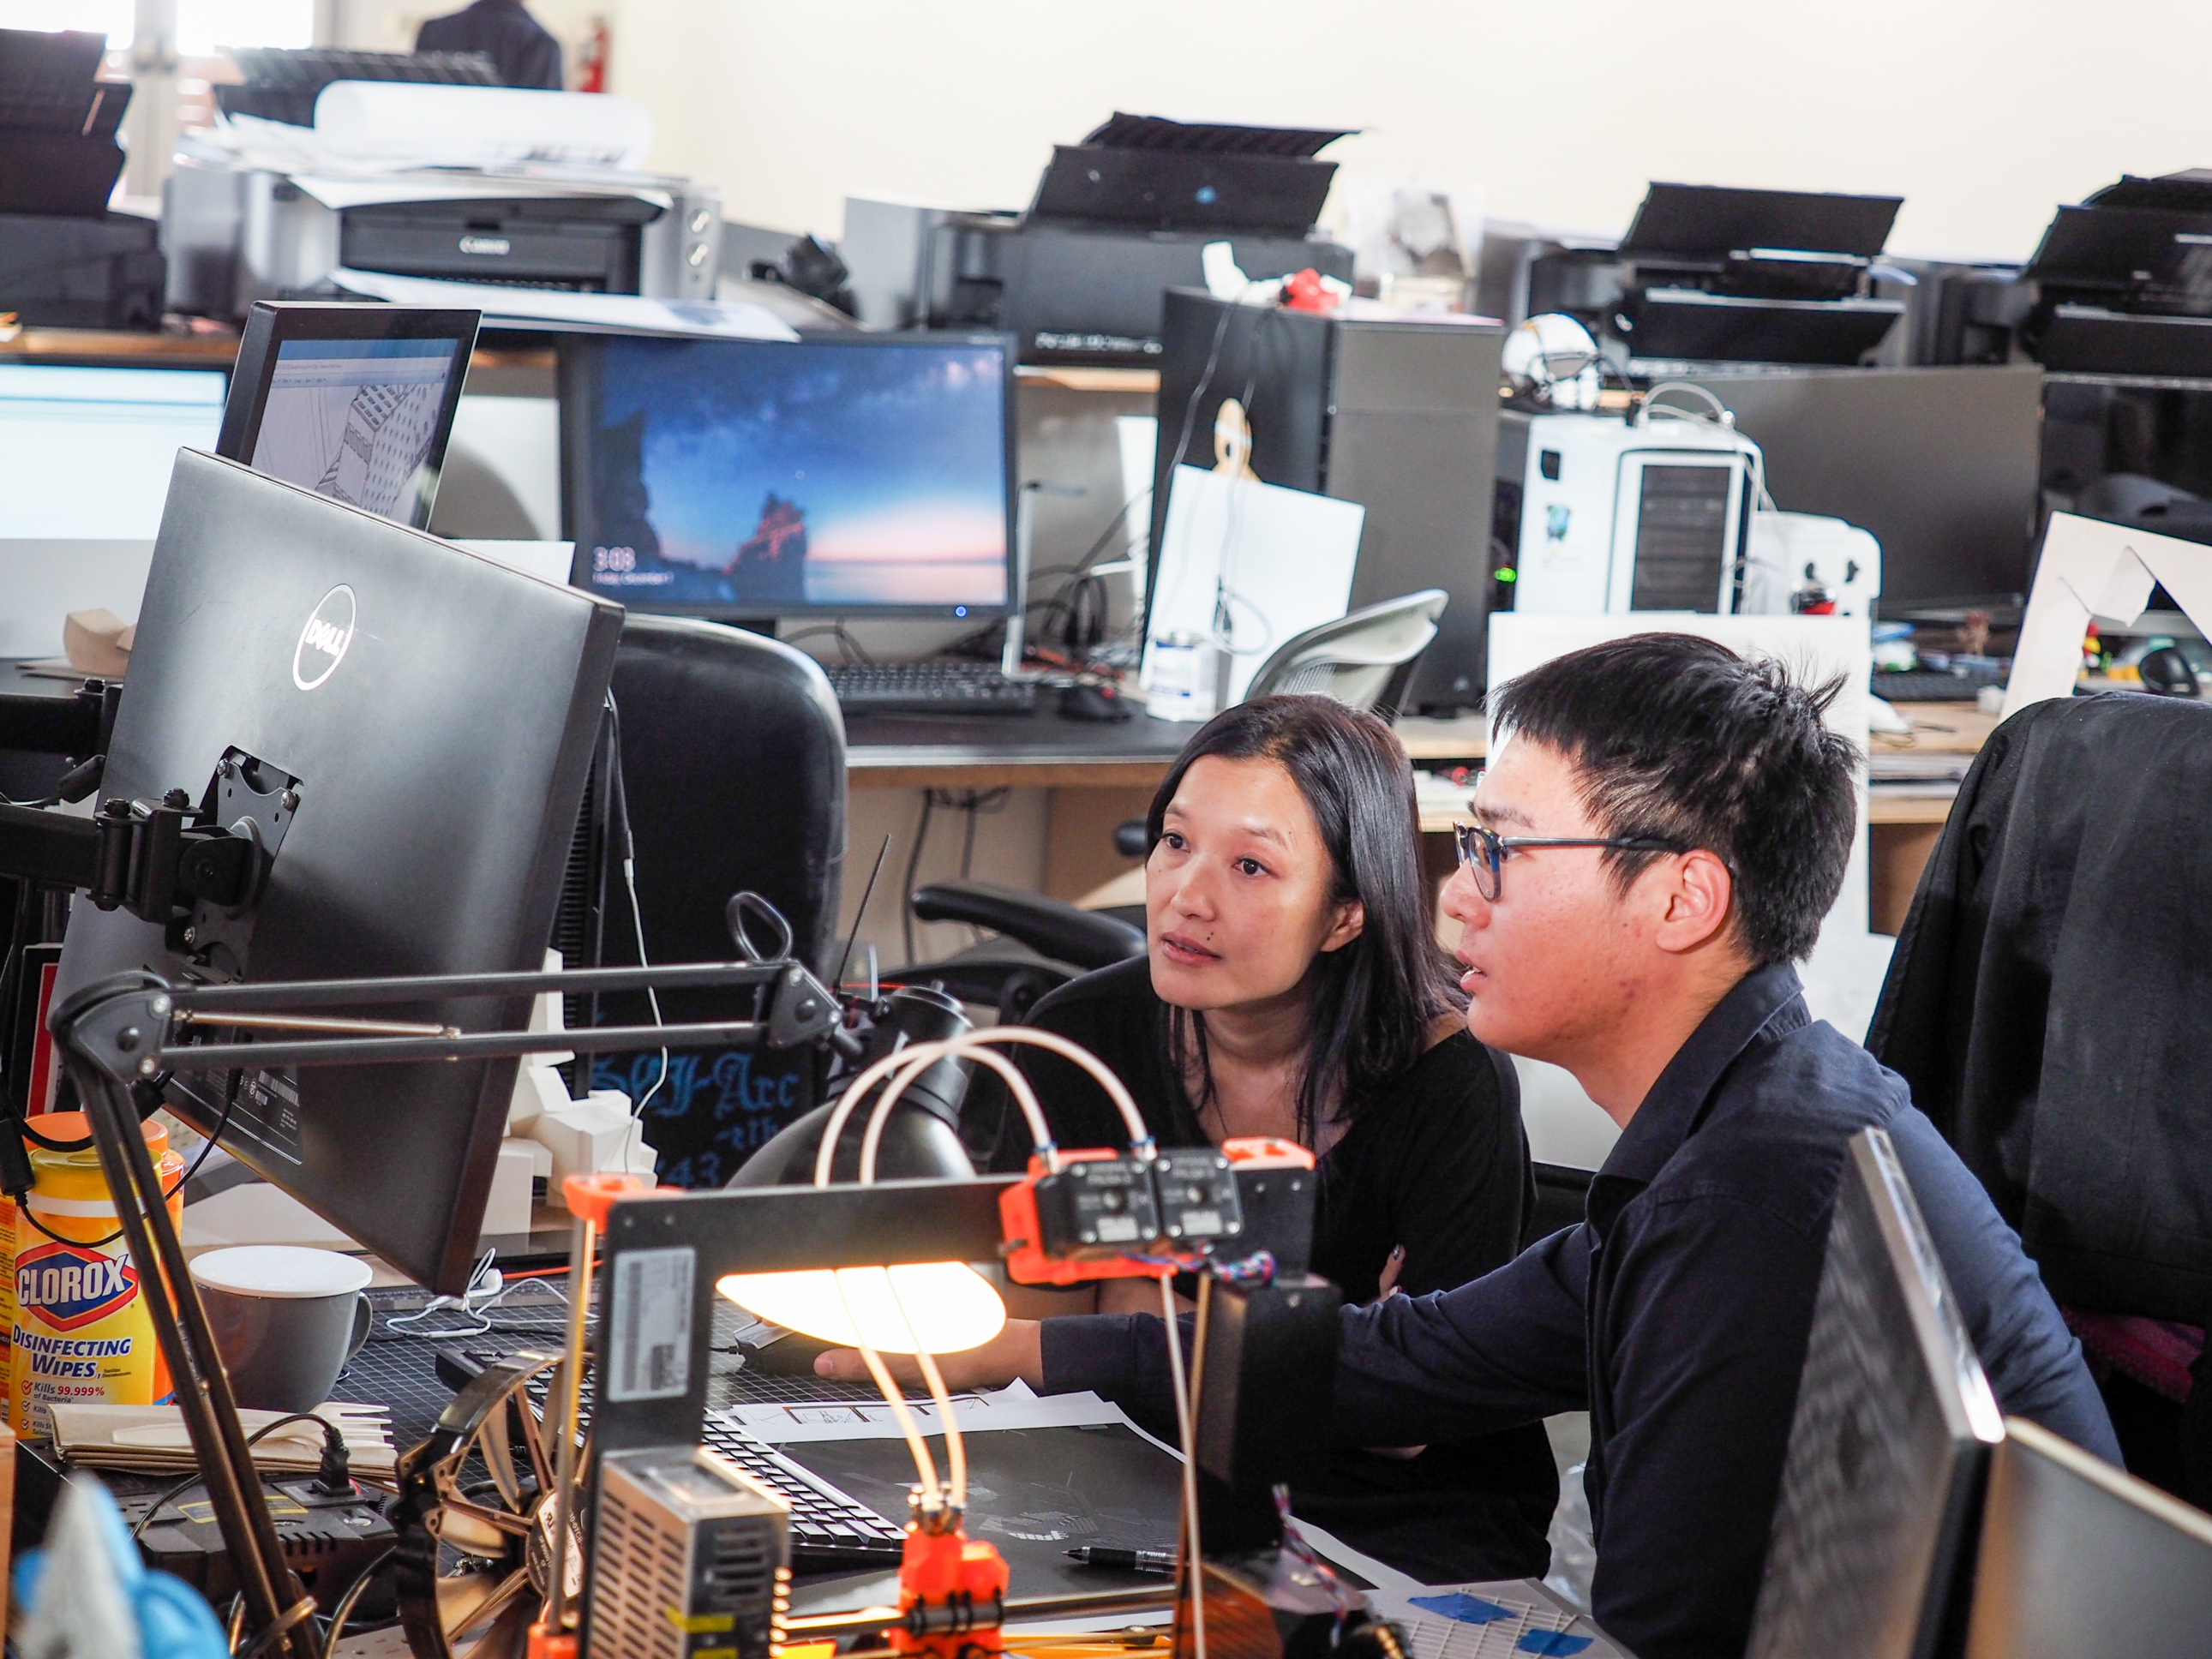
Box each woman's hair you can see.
[1146,693,1463,1142]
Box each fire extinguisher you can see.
[574,15,608,93]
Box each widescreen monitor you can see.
[215,301,477,530]
[1744,1127,2006,1659]
[1683,364,2045,614]
[0,363,227,538]
[560,331,1016,620]
[52,450,621,1293]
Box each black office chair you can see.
[587,614,847,1189]
[1867,692,2212,1503]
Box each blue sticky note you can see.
[1517,1633,1593,1656]
[1407,1594,1514,1626]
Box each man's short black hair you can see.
[1490,633,1859,965]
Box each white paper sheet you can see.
[2003,512,2212,718]
[312,83,653,171]
[333,269,799,343]
[723,1380,1136,1445]
[1141,464,1365,710]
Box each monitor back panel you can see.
[1964,1417,2212,1659]
[55,450,623,1292]
[1685,365,2044,609]
[1745,1128,2005,1659]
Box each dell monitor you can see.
[560,332,1016,621]
[215,300,478,531]
[1745,1126,2006,1659]
[52,449,621,1292]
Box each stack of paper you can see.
[47,1401,397,1482]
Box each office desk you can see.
[845,709,1496,902]
[845,709,1490,791]
[850,698,1983,934]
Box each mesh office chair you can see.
[1240,587,1449,715]
[586,615,847,1189]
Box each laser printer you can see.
[842,113,1354,364]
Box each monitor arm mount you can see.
[46,955,845,1659]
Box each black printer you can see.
[847,114,1354,365]
[2020,171,2212,377]
[0,26,165,329]
[1529,182,1906,371]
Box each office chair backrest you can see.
[592,614,847,1189]
[1963,1416,2212,1659]
[1243,588,1448,719]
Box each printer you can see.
[2017,171,2212,378]
[0,27,165,329]
[165,164,722,318]
[1528,183,1906,372]
[162,54,720,319]
[842,113,1354,365]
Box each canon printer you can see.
[842,113,1355,364]
[162,48,720,319]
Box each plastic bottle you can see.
[8,1112,184,1437]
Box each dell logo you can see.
[458,235,512,256]
[293,585,357,692]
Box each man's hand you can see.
[814,1318,1046,1392]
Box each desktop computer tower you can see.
[1148,288,1507,712]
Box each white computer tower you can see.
[1496,408,1764,615]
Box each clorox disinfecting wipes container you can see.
[2,1111,183,1434]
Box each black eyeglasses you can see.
[1453,821,1688,902]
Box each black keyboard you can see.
[1872,669,2004,704]
[824,662,1037,717]
[700,1412,909,1567]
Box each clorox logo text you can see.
[16,1242,137,1333]
[293,584,357,692]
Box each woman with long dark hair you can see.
[836,695,1557,1581]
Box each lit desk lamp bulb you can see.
[715,1262,1006,1354]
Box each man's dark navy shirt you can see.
[1040,963,2119,1659]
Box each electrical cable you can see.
[1160,1270,1206,1659]
[602,692,666,1120]
[319,1546,396,1659]
[130,1411,349,1542]
[900,791,936,966]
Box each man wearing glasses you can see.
[1340,633,2113,1656]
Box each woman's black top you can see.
[983,955,1559,1583]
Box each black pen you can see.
[1065,1546,1177,1574]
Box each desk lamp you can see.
[53,954,1364,1659]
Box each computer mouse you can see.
[2137,644,2201,698]
[1060,681,1135,722]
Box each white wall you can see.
[560,0,2212,265]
